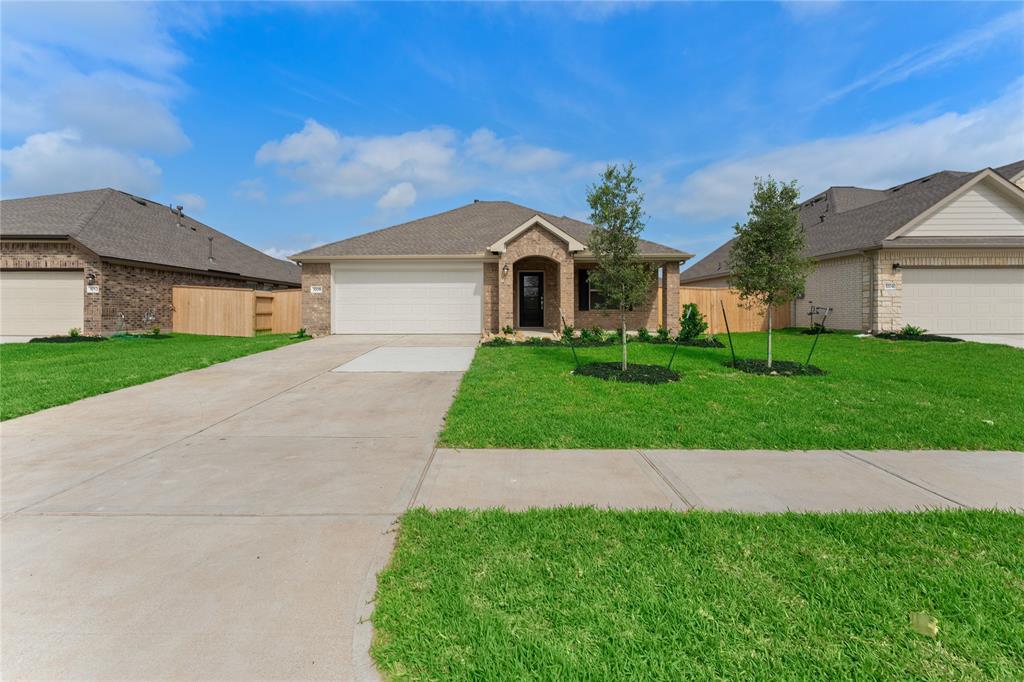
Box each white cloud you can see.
[377,182,417,210]
[673,83,1024,221]
[1,129,161,197]
[173,193,207,214]
[466,128,568,172]
[261,247,296,261]
[255,119,573,205]
[0,2,199,196]
[823,10,1023,105]
[234,179,268,202]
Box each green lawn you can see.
[439,330,1024,450]
[0,333,305,420]
[373,508,1024,681]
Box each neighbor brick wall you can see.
[2,240,103,334]
[100,261,242,333]
[795,255,868,331]
[301,262,332,336]
[869,248,1024,332]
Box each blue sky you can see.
[2,1,1022,261]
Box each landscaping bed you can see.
[0,333,306,420]
[573,362,679,384]
[439,329,1023,449]
[729,358,825,376]
[373,508,1024,680]
[874,332,962,343]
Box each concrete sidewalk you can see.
[414,448,1024,512]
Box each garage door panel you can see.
[332,262,483,334]
[902,268,1023,334]
[0,270,85,337]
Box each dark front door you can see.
[518,272,544,327]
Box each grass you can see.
[439,329,1024,450]
[0,333,305,420]
[372,508,1024,681]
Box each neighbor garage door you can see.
[0,270,85,336]
[332,261,482,333]
[902,267,1024,334]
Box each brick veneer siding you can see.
[574,263,663,332]
[301,262,332,336]
[2,239,288,335]
[795,255,868,331]
[513,257,561,329]
[868,248,1024,332]
[498,226,574,331]
[483,262,499,332]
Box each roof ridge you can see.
[72,188,117,240]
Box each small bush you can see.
[501,325,515,336]
[295,327,308,338]
[485,336,513,346]
[150,326,161,337]
[561,324,576,340]
[899,324,926,336]
[589,326,606,342]
[68,327,80,337]
[636,327,652,342]
[679,303,708,341]
[656,326,671,341]
[526,336,544,345]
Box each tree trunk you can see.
[767,306,773,368]
[621,308,628,371]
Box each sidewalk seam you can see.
[839,450,966,508]
[635,449,695,509]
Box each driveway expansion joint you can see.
[635,449,696,509]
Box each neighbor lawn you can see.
[439,330,1024,450]
[0,333,305,420]
[373,508,1024,681]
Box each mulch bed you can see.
[800,327,835,335]
[727,359,826,376]
[28,336,108,344]
[874,333,962,343]
[573,362,680,384]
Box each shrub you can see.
[561,324,576,340]
[636,327,652,342]
[295,327,308,338]
[68,327,81,337]
[150,326,161,336]
[589,326,606,342]
[656,326,671,341]
[679,303,708,341]
[486,336,513,346]
[526,336,544,345]
[899,324,926,336]
[501,325,515,336]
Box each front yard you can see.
[439,330,1023,450]
[373,508,1024,680]
[0,333,305,420]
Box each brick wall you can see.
[794,255,868,331]
[2,240,103,334]
[574,263,661,332]
[483,262,499,332]
[498,226,574,331]
[301,262,332,336]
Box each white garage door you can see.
[0,270,85,337]
[332,261,482,334]
[902,268,1024,334]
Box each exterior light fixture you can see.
[86,273,96,285]
[892,262,901,271]
[502,263,509,278]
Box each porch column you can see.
[497,254,515,330]
[559,261,574,330]
[662,261,680,333]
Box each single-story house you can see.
[0,188,300,336]
[680,160,1024,336]
[291,200,692,335]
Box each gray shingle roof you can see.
[1,189,300,285]
[292,200,690,260]
[681,161,1024,283]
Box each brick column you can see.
[559,260,574,330]
[661,261,680,333]
[301,263,331,336]
[497,255,514,330]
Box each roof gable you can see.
[487,215,586,253]
[893,172,1024,240]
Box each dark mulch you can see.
[682,337,726,348]
[800,326,835,335]
[874,333,962,343]
[573,362,680,384]
[727,359,826,376]
[28,335,108,344]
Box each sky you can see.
[2,1,1022,262]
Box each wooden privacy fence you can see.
[172,286,301,336]
[658,286,792,333]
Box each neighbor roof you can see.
[1,189,299,285]
[680,161,1024,283]
[292,200,690,260]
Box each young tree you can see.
[727,177,814,368]
[586,162,655,370]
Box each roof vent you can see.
[473,199,480,203]
[208,236,215,262]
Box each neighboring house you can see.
[0,189,300,336]
[681,161,1024,335]
[292,200,691,335]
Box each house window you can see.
[590,285,608,310]
[578,268,610,310]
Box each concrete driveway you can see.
[1,334,477,681]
